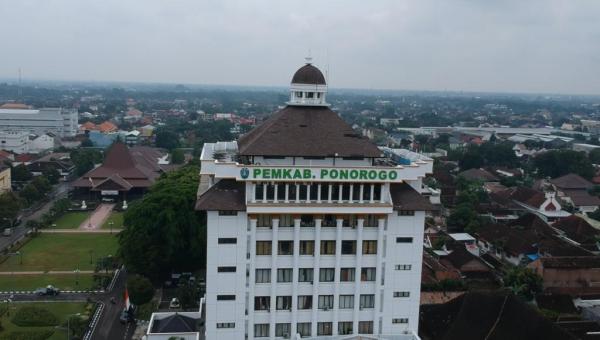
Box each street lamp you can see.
[74,267,80,287]
[67,313,81,340]
[108,220,114,234]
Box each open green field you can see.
[0,233,118,272]
[101,211,124,229]
[0,302,89,340]
[0,274,95,291]
[53,212,89,229]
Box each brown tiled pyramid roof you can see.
[195,179,246,211]
[237,106,382,158]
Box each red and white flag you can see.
[124,288,131,310]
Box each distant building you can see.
[0,164,11,193]
[0,107,77,137]
[27,152,75,180]
[29,134,55,154]
[124,130,140,146]
[0,130,29,153]
[529,257,600,295]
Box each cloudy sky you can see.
[1,0,598,94]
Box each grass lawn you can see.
[52,212,89,229]
[101,212,124,230]
[0,302,89,340]
[0,233,118,272]
[0,274,96,291]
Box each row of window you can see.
[254,294,376,311]
[255,183,383,203]
[254,321,374,337]
[257,214,380,228]
[255,267,376,283]
[256,240,377,256]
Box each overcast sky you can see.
[1,0,599,94]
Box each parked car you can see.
[35,285,60,296]
[169,298,181,309]
[3,228,12,237]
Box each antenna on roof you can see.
[305,49,312,64]
[325,49,330,86]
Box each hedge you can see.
[11,306,58,327]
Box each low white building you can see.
[0,130,29,153]
[29,134,55,154]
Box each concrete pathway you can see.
[80,204,115,230]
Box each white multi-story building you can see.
[196,61,432,340]
[0,130,29,153]
[0,107,78,137]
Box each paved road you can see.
[0,182,70,252]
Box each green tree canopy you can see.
[11,164,32,182]
[170,149,185,164]
[126,274,154,305]
[42,168,61,185]
[0,191,22,226]
[503,266,543,301]
[19,183,40,205]
[534,149,594,179]
[118,166,205,279]
[155,129,181,150]
[70,149,103,176]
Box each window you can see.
[398,210,415,216]
[320,184,329,201]
[254,296,270,311]
[360,294,375,309]
[296,91,303,98]
[365,215,378,228]
[254,323,269,337]
[340,268,355,282]
[309,184,318,201]
[299,241,314,255]
[257,215,272,228]
[300,215,315,227]
[298,295,312,310]
[217,266,236,273]
[342,215,357,228]
[255,269,271,283]
[279,214,294,227]
[306,92,314,99]
[256,241,272,255]
[339,295,354,309]
[359,321,374,334]
[392,318,409,324]
[218,210,237,216]
[361,268,376,281]
[362,240,377,254]
[278,241,293,255]
[395,264,412,270]
[297,323,311,337]
[322,214,336,227]
[394,291,410,298]
[277,183,286,201]
[317,322,333,336]
[318,295,334,310]
[255,183,264,201]
[218,237,237,244]
[276,323,291,338]
[277,268,292,282]
[321,240,335,255]
[217,322,235,329]
[217,295,236,301]
[319,268,335,282]
[276,296,292,310]
[396,237,413,243]
[373,183,382,201]
[266,184,275,200]
[338,321,353,335]
[341,240,356,255]
[298,268,313,283]
[341,184,351,201]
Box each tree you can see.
[31,176,51,196]
[0,192,22,226]
[177,285,199,309]
[447,204,480,233]
[171,149,185,164]
[534,150,594,179]
[590,148,600,164]
[42,168,61,185]
[503,266,543,301]
[126,274,155,305]
[155,129,180,150]
[118,166,206,279]
[19,183,40,205]
[11,164,32,182]
[70,149,103,176]
[81,138,94,147]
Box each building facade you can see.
[0,130,29,153]
[196,61,432,340]
[0,164,11,193]
[0,107,78,137]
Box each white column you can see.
[338,184,343,203]
[380,184,386,204]
[251,183,256,203]
[317,184,322,203]
[353,218,364,334]
[285,184,290,203]
[350,184,354,202]
[274,184,279,203]
[307,185,311,203]
[262,184,267,203]
[248,218,257,340]
[359,184,364,203]
[291,218,300,336]
[295,184,300,203]
[311,218,322,337]
[333,218,343,335]
[270,218,280,338]
[328,184,333,203]
[374,218,385,335]
[369,184,375,203]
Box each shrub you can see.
[0,330,54,340]
[11,306,59,327]
[127,274,154,306]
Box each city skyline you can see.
[1,0,599,95]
